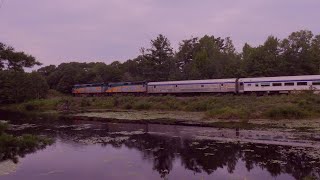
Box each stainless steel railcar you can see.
[147,79,237,94]
[239,75,320,94]
[72,75,320,96]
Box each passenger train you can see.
[72,75,320,96]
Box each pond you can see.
[0,110,319,180]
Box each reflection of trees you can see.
[110,134,320,179]
[124,134,180,178]
[179,140,241,174]
[241,144,320,179]
[113,133,320,180]
[4,116,320,180]
[0,136,53,164]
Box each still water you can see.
[0,111,320,180]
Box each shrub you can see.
[133,101,151,110]
[46,89,65,98]
[185,101,208,111]
[80,98,91,107]
[0,123,8,135]
[206,107,249,119]
[24,103,40,111]
[124,103,133,109]
[265,105,308,119]
[92,98,116,109]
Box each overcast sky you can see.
[0,0,319,68]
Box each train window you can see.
[272,83,282,86]
[255,84,259,87]
[284,82,294,86]
[261,83,270,87]
[297,82,308,86]
[312,82,320,85]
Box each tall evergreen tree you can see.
[175,37,199,79]
[140,34,174,81]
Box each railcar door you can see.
[237,80,244,93]
[220,83,227,92]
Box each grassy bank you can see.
[3,92,320,120]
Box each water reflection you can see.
[0,139,50,164]
[0,111,55,164]
[1,111,320,180]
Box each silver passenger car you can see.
[147,79,237,94]
[238,75,320,94]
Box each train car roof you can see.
[108,81,146,86]
[148,78,236,85]
[74,83,106,87]
[239,75,320,83]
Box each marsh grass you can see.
[0,123,8,135]
[4,92,320,120]
[206,107,250,119]
[265,105,309,119]
[208,120,258,129]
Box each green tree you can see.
[242,36,281,77]
[280,30,317,75]
[27,72,49,99]
[310,35,320,74]
[3,71,29,103]
[37,65,56,76]
[175,37,199,79]
[0,71,48,103]
[0,42,41,71]
[190,35,239,79]
[140,34,175,81]
[121,59,143,81]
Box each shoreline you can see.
[2,108,320,133]
[68,109,320,132]
[2,94,320,132]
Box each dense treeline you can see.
[1,30,320,102]
[0,43,48,103]
[37,30,320,93]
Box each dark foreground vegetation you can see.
[7,92,320,120]
[0,29,320,104]
[0,122,53,163]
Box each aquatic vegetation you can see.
[1,112,320,179]
[0,123,54,163]
[0,160,18,176]
[303,176,318,180]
